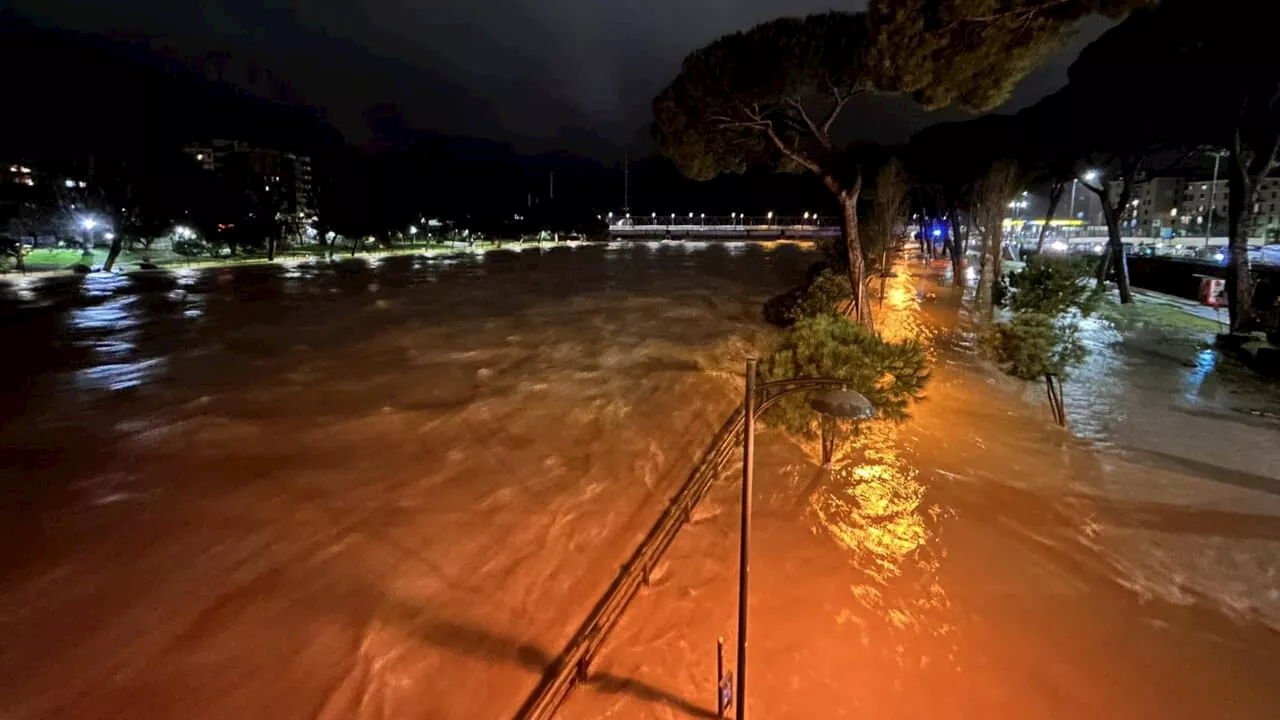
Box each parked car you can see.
[1258,244,1280,266]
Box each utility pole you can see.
[623,152,630,215]
[549,170,554,200]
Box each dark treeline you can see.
[0,11,845,270]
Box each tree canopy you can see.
[653,12,868,188]
[867,0,1152,112]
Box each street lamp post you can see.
[80,217,97,252]
[1070,170,1099,239]
[734,361,876,720]
[1205,149,1226,246]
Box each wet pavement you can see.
[3,245,1280,719]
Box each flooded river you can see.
[2,244,1279,719]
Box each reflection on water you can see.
[810,266,952,649]
[811,422,933,585]
[1181,347,1218,405]
[1063,316,1127,445]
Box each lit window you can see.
[196,154,204,161]
[1201,184,1207,190]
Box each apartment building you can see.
[183,140,315,222]
[1113,176,1280,240]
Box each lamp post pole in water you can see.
[735,363,876,720]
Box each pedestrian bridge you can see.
[609,223,840,240]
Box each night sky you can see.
[13,0,1111,158]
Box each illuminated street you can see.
[3,244,1280,719]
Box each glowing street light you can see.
[409,225,419,235]
[80,218,97,230]
[1069,169,1102,230]
[104,232,116,241]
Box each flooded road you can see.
[3,245,1280,719]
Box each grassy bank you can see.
[5,239,568,276]
[1099,299,1223,334]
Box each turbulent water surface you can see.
[2,243,1279,720]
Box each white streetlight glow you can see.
[766,211,773,218]
[1084,170,1099,182]
[80,218,97,230]
[409,225,419,235]
[65,179,75,188]
[104,232,115,241]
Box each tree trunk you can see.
[819,416,836,467]
[1045,374,1066,426]
[1086,168,1136,304]
[102,233,125,272]
[838,190,872,330]
[947,206,964,284]
[1098,203,1133,303]
[975,218,999,316]
[267,234,277,261]
[350,235,361,257]
[1226,150,1256,332]
[1036,181,1065,253]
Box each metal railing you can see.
[514,377,847,720]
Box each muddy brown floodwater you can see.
[2,243,1280,720]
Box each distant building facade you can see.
[1113,175,1280,241]
[183,140,315,223]
[2,163,37,187]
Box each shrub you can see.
[787,268,852,322]
[763,267,853,327]
[760,314,929,435]
[981,312,1086,381]
[1004,255,1101,317]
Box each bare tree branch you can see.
[786,97,825,144]
[819,92,855,137]
[763,124,824,176]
